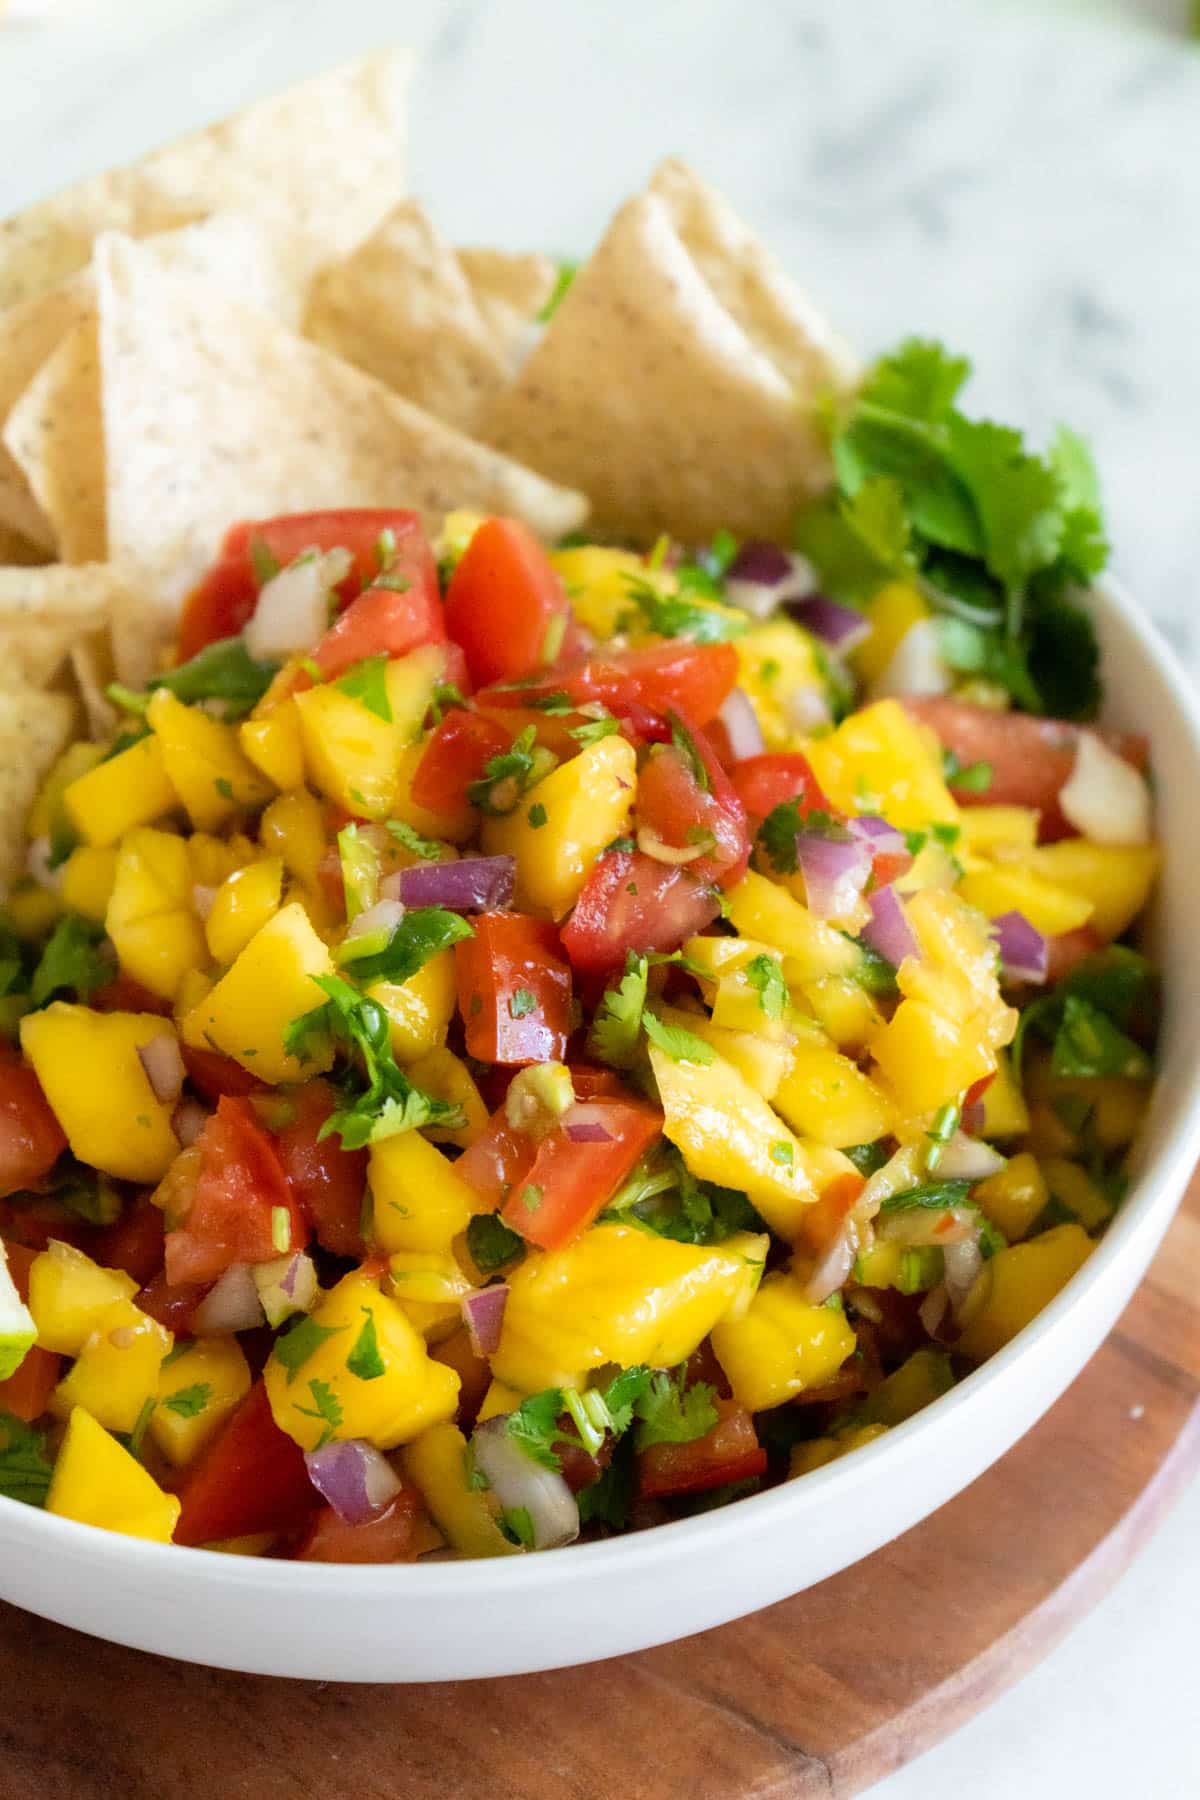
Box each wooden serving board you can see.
[1,1176,1197,1800]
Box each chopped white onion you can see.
[345,896,406,941]
[1059,731,1152,846]
[934,1133,1006,1181]
[868,619,951,702]
[717,688,766,762]
[472,1416,580,1551]
[191,1262,265,1335]
[244,547,353,661]
[919,1283,952,1340]
[136,1030,186,1104]
[784,684,834,733]
[943,1236,985,1315]
[801,1219,858,1304]
[171,1099,210,1147]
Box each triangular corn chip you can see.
[0,562,122,693]
[0,689,75,893]
[484,158,858,544]
[0,52,412,312]
[4,317,105,563]
[457,247,557,356]
[93,235,586,682]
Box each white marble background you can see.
[0,3,1198,1796]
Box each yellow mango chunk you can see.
[149,1336,252,1467]
[21,1005,180,1181]
[401,1422,520,1559]
[264,1271,459,1451]
[805,699,958,830]
[52,1298,172,1434]
[387,1251,473,1341]
[4,881,60,941]
[63,734,177,848]
[725,870,861,985]
[259,790,328,886]
[205,858,283,965]
[712,1273,857,1411]
[239,699,306,793]
[979,1049,1030,1138]
[791,1422,888,1476]
[182,901,335,1082]
[476,1378,524,1423]
[59,845,117,921]
[861,1346,954,1426]
[106,827,207,1001]
[370,1131,477,1256]
[407,1048,488,1149]
[650,1042,852,1243]
[1023,841,1160,943]
[368,950,457,1063]
[296,646,445,819]
[682,934,792,1042]
[651,1003,792,1100]
[957,806,1039,856]
[734,618,827,752]
[773,1038,896,1148]
[956,863,1093,936]
[974,1152,1047,1242]
[851,582,929,686]
[1025,1060,1145,1151]
[798,976,884,1052]
[47,1407,180,1542]
[1040,1156,1113,1231]
[147,689,272,830]
[550,546,644,639]
[187,831,256,889]
[956,1223,1093,1361]
[482,735,636,919]
[27,1241,138,1355]
[492,1223,766,1394]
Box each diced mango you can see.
[956,863,1093,936]
[239,699,306,793]
[650,1042,853,1243]
[492,1223,766,1393]
[62,734,177,847]
[1039,1156,1113,1231]
[296,646,445,819]
[682,935,792,1042]
[476,1378,524,1424]
[1023,841,1159,943]
[387,1251,473,1341]
[187,831,255,889]
[29,740,107,839]
[406,1048,488,1149]
[3,881,60,940]
[482,735,636,919]
[957,806,1039,856]
[861,1347,954,1426]
[790,1422,888,1477]
[258,790,328,887]
[205,858,283,965]
[1025,1062,1145,1151]
[955,1224,1093,1361]
[59,845,117,921]
[264,1271,459,1451]
[149,1336,252,1467]
[370,1131,477,1256]
[21,1006,180,1182]
[711,1273,857,1411]
[47,1407,179,1542]
[851,582,929,686]
[725,870,861,985]
[734,618,828,753]
[773,1038,896,1148]
[974,1152,1047,1242]
[182,901,335,1083]
[550,546,645,639]
[979,1050,1030,1138]
[106,827,207,1001]
[799,976,884,1052]
[368,950,457,1064]
[651,1003,792,1100]
[52,1298,172,1434]
[805,699,959,830]
[147,688,272,830]
[27,1242,139,1355]
[400,1422,520,1558]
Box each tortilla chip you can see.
[304,201,515,433]
[69,635,119,741]
[0,523,48,567]
[457,248,557,357]
[93,235,586,683]
[484,158,858,545]
[0,462,53,553]
[0,562,120,693]
[4,315,105,563]
[0,689,75,894]
[0,51,412,312]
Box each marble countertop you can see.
[1,2,1198,1794]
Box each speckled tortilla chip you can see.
[455,247,557,363]
[0,562,120,692]
[0,689,75,894]
[304,204,551,434]
[0,523,47,567]
[484,158,858,545]
[94,234,587,683]
[0,51,412,312]
[4,316,105,562]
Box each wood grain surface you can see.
[1,1177,1197,1800]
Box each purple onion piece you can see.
[848,814,907,855]
[794,830,872,920]
[726,540,795,587]
[561,1102,616,1145]
[394,855,516,913]
[462,1284,509,1358]
[861,885,919,968]
[991,909,1048,985]
[787,595,871,654]
[724,544,818,618]
[304,1439,401,1526]
[565,1122,615,1144]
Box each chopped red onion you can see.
[562,1103,616,1145]
[795,830,872,920]
[305,1438,401,1526]
[861,885,919,967]
[936,1133,1006,1182]
[253,1250,318,1327]
[801,1219,858,1304]
[345,896,406,942]
[788,595,870,654]
[245,547,352,660]
[171,1098,209,1147]
[389,855,516,913]
[191,1262,264,1334]
[717,687,766,762]
[724,543,818,618]
[943,1236,984,1314]
[137,1030,185,1105]
[991,909,1049,985]
[462,1284,509,1357]
[472,1416,580,1550]
[849,814,907,856]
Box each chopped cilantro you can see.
[336,907,474,987]
[588,952,648,1069]
[643,1010,715,1065]
[578,1445,635,1530]
[1052,995,1153,1082]
[769,1140,794,1168]
[1011,947,1159,1082]
[508,987,537,1019]
[569,714,622,746]
[294,1377,343,1447]
[272,1316,346,1384]
[466,1213,526,1275]
[519,1184,543,1213]
[111,636,277,720]
[744,952,787,1021]
[498,1505,535,1549]
[213,777,235,802]
[334,655,392,722]
[620,573,747,644]
[632,1366,718,1451]
[507,1389,568,1471]
[878,1179,974,1214]
[756,800,847,876]
[527,802,548,829]
[162,1382,212,1420]
[538,259,577,323]
[29,913,111,1007]
[667,711,711,792]
[466,725,549,814]
[127,1396,157,1460]
[942,749,993,794]
[428,680,467,725]
[385,818,442,862]
[0,1412,53,1507]
[346,1308,386,1381]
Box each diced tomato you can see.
[731,751,835,826]
[455,1108,537,1210]
[634,710,750,885]
[560,850,721,977]
[92,1197,165,1286]
[135,1270,209,1336]
[557,1436,613,1495]
[501,1098,662,1251]
[173,1380,318,1546]
[307,572,446,683]
[177,509,435,660]
[90,974,172,1016]
[1044,925,1105,985]
[443,517,570,688]
[638,1398,767,1498]
[0,1064,67,1200]
[270,1080,367,1259]
[164,1096,309,1287]
[297,1491,422,1564]
[0,1202,87,1253]
[0,1344,59,1422]
[903,699,1151,841]
[411,710,512,816]
[1,1241,35,1299]
[480,640,739,729]
[455,914,573,1065]
[180,1046,263,1104]
[567,1064,628,1101]
[430,1326,493,1434]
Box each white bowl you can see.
[2,579,1198,1682]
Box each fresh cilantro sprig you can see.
[1011,947,1158,1082]
[642,1010,715,1065]
[107,636,277,721]
[466,726,554,814]
[336,907,474,986]
[744,952,787,1021]
[588,952,649,1069]
[756,802,848,876]
[385,818,443,861]
[29,913,112,1007]
[620,573,748,645]
[0,1411,53,1506]
[335,655,392,722]
[503,1362,719,1475]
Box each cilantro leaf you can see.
[568,714,623,746]
[466,725,547,814]
[506,1389,567,1472]
[878,1180,974,1214]
[621,573,747,644]
[667,711,711,792]
[946,416,1065,606]
[577,1447,635,1529]
[162,1382,212,1420]
[756,801,847,876]
[599,1366,653,1436]
[0,1411,53,1506]
[273,1316,346,1384]
[744,952,786,1021]
[465,1213,526,1275]
[538,259,577,322]
[508,987,537,1019]
[385,818,442,862]
[643,1010,715,1065]
[336,907,474,987]
[1052,995,1153,1081]
[346,1308,385,1381]
[588,952,648,1069]
[499,1505,535,1548]
[134,636,277,719]
[295,1377,343,1447]
[860,338,971,422]
[632,1366,719,1451]
[334,655,392,722]
[29,913,111,1007]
